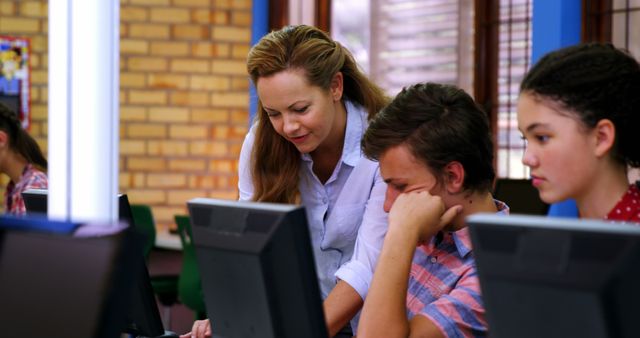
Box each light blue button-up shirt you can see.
[238,101,388,304]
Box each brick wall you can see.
[0,0,251,229]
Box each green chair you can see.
[130,204,156,259]
[130,204,179,328]
[175,215,207,320]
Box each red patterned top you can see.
[604,182,640,223]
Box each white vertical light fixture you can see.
[48,0,120,223]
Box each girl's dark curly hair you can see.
[520,43,640,168]
[0,103,47,170]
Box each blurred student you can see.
[0,103,47,215]
[183,25,389,338]
[518,43,640,222]
[357,83,508,338]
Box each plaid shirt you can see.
[406,200,509,338]
[4,163,48,215]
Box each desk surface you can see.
[155,229,182,250]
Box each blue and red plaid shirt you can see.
[4,163,48,215]
[406,200,509,338]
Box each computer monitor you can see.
[493,178,549,215]
[123,254,178,338]
[20,189,177,338]
[187,198,327,338]
[0,216,137,338]
[22,188,135,227]
[467,213,640,338]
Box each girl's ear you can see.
[443,161,465,194]
[593,119,616,158]
[0,130,8,148]
[330,72,344,102]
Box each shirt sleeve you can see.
[418,267,487,338]
[237,126,255,201]
[334,164,388,300]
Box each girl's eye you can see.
[266,110,280,117]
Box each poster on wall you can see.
[0,36,30,130]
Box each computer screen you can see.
[20,190,176,337]
[0,216,138,338]
[493,178,549,215]
[22,189,135,227]
[187,198,327,338]
[467,213,640,338]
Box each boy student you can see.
[358,83,508,338]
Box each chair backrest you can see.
[130,204,157,258]
[174,214,206,317]
[175,214,193,246]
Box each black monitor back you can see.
[467,213,640,338]
[493,178,549,215]
[123,255,170,337]
[22,189,135,228]
[0,217,138,338]
[19,190,172,337]
[187,198,327,338]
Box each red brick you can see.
[150,41,189,56]
[121,7,148,22]
[189,75,229,90]
[129,90,168,105]
[127,123,167,138]
[0,17,40,33]
[130,23,170,39]
[148,107,190,122]
[128,157,167,171]
[170,91,209,106]
[147,140,189,156]
[211,26,250,42]
[191,42,230,58]
[148,74,189,89]
[172,24,209,40]
[151,8,190,23]
[147,174,187,188]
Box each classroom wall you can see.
[0,0,252,229]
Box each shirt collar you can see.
[341,100,366,167]
[7,163,33,190]
[447,199,510,257]
[301,100,365,167]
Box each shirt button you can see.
[430,257,437,263]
